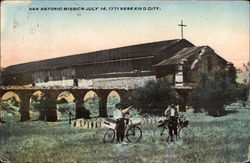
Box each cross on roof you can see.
[178,20,187,39]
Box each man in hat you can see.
[113,103,133,144]
[164,104,179,141]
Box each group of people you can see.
[113,103,179,144]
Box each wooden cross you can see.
[178,20,187,39]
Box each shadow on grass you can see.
[209,109,238,117]
[192,108,239,117]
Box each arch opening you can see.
[106,91,121,117]
[29,91,46,121]
[56,91,76,121]
[1,91,21,122]
[83,91,99,118]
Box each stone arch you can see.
[29,90,45,121]
[1,91,21,122]
[106,90,121,117]
[83,90,99,118]
[33,90,58,122]
[115,89,133,107]
[56,91,76,121]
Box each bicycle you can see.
[154,115,194,141]
[103,117,142,143]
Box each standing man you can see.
[113,103,132,144]
[164,104,179,141]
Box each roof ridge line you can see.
[5,39,180,69]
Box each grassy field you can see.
[0,107,249,163]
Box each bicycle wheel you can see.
[178,127,194,141]
[154,126,170,141]
[103,128,115,143]
[126,125,142,142]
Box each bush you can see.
[236,83,249,101]
[130,80,178,115]
[192,71,249,116]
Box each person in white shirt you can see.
[113,103,132,143]
[164,104,179,141]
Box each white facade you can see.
[35,76,157,89]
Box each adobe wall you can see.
[184,47,228,83]
[34,76,157,89]
[2,57,155,86]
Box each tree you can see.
[243,61,250,71]
[192,71,249,116]
[130,80,178,115]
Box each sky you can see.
[1,0,249,69]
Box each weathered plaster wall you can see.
[185,47,228,83]
[32,68,76,83]
[35,76,156,89]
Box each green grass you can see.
[0,107,249,163]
